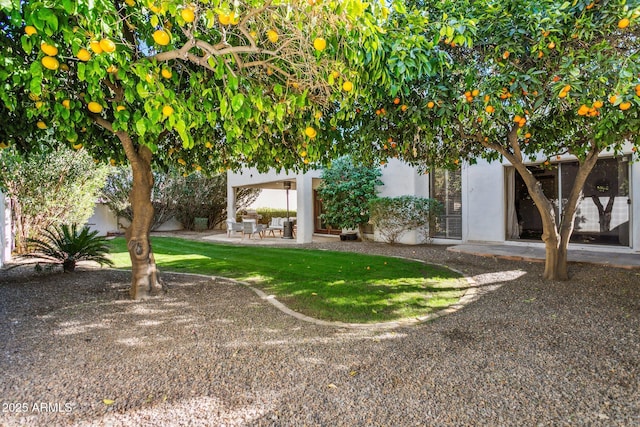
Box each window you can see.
[430,168,462,239]
[508,157,630,246]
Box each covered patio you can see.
[227,168,325,244]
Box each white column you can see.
[296,172,314,243]
[227,181,236,222]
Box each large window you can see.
[508,157,630,246]
[430,168,462,239]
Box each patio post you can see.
[296,173,314,243]
[227,184,236,224]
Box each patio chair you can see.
[265,217,285,237]
[241,219,265,239]
[226,220,243,237]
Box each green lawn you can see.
[108,237,468,323]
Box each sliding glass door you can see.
[507,157,631,246]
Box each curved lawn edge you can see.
[150,258,481,330]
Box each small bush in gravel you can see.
[25,224,114,273]
[369,196,443,244]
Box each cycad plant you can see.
[26,224,114,272]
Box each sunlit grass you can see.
[108,237,468,323]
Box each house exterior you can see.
[228,144,640,254]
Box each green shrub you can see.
[0,147,110,254]
[25,224,114,272]
[318,156,382,233]
[251,208,297,225]
[369,196,443,244]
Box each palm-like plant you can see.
[25,224,114,272]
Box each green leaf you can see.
[275,103,285,121]
[29,77,42,95]
[135,118,146,136]
[20,35,33,54]
[37,8,58,31]
[77,62,85,81]
[228,75,239,92]
[231,93,245,112]
[61,0,74,13]
[220,97,228,115]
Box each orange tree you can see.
[349,0,640,280]
[0,0,443,298]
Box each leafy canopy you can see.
[343,0,640,168]
[0,0,441,175]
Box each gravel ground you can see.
[0,241,638,426]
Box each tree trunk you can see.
[10,196,27,254]
[591,195,615,232]
[554,150,600,280]
[486,128,601,281]
[511,153,600,280]
[122,142,163,299]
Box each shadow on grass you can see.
[108,237,472,323]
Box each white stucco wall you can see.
[376,159,430,244]
[86,203,185,236]
[463,160,505,243]
[228,149,639,252]
[86,203,120,236]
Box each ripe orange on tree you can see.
[87,101,103,113]
[153,29,170,46]
[41,42,58,56]
[77,48,91,61]
[99,38,116,53]
[218,13,231,25]
[181,7,195,23]
[304,126,317,138]
[41,56,59,71]
[162,105,174,116]
[90,40,103,54]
